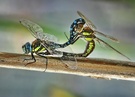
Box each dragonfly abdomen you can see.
[81,40,95,57]
[62,40,95,57]
[72,40,95,57]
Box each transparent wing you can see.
[94,30,119,43]
[61,52,77,69]
[42,43,77,69]
[20,19,58,42]
[77,11,97,30]
[56,32,77,69]
[56,46,77,69]
[77,11,119,43]
[41,40,77,69]
[95,37,130,60]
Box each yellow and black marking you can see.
[81,40,95,57]
[32,40,46,54]
[75,11,130,60]
[75,27,96,57]
[22,39,48,70]
[63,27,96,58]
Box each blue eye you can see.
[22,42,31,54]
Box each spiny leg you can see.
[37,52,49,71]
[64,32,81,45]
[70,33,83,44]
[61,53,77,69]
[23,52,36,66]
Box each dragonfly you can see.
[20,19,77,70]
[60,11,130,60]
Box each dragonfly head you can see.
[75,18,85,33]
[22,42,32,54]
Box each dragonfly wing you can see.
[37,32,58,42]
[49,50,63,57]
[96,37,130,60]
[20,19,43,38]
[20,19,58,42]
[61,54,77,69]
[77,11,97,30]
[94,30,119,43]
[57,44,77,69]
[77,12,119,43]
[40,42,77,69]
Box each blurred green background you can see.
[0,0,135,97]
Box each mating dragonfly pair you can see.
[20,11,130,70]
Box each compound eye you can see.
[22,42,31,54]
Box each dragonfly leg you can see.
[58,32,81,48]
[23,52,36,66]
[70,34,82,44]
[37,52,48,71]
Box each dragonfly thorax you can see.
[82,27,96,41]
[31,39,46,53]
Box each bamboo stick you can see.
[0,52,135,81]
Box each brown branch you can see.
[0,52,135,81]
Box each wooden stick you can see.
[0,52,135,81]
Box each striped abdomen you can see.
[63,27,95,57]
[63,40,95,57]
